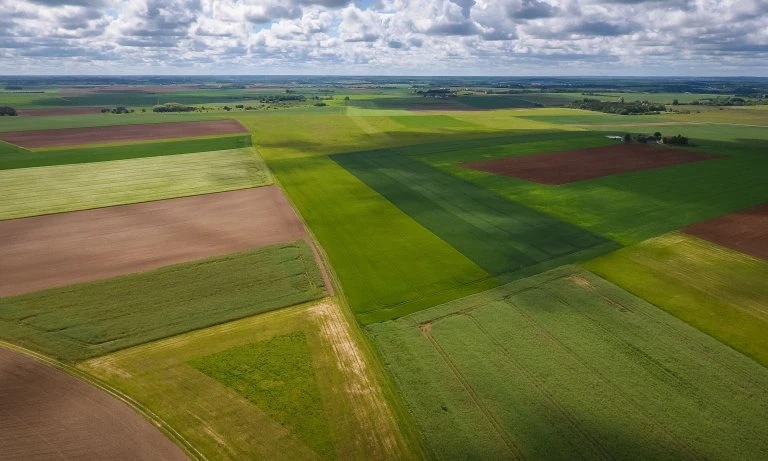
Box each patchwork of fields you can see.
[369,267,768,461]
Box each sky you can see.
[0,0,766,76]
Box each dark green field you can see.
[0,241,325,361]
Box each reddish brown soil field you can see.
[461,144,717,184]
[0,187,308,296]
[0,347,187,461]
[0,119,247,148]
[684,203,768,260]
[16,107,103,117]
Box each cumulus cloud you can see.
[0,0,765,75]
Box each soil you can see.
[0,187,307,296]
[0,119,247,148]
[0,347,188,461]
[16,107,104,117]
[461,143,717,184]
[684,203,768,261]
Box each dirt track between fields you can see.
[16,107,104,117]
[0,346,188,461]
[0,187,308,296]
[0,119,247,148]
[461,143,717,184]
[684,203,768,260]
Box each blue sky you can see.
[0,0,766,76]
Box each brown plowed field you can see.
[0,119,247,148]
[0,347,188,461]
[461,144,716,184]
[16,107,103,117]
[0,187,307,296]
[684,203,768,260]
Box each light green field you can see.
[0,147,269,219]
[368,266,768,461]
[583,233,768,366]
[0,112,220,132]
[81,300,419,460]
[0,242,325,361]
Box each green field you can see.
[368,266,768,461]
[0,112,221,132]
[0,147,269,219]
[334,149,617,277]
[0,134,251,170]
[0,241,326,361]
[81,300,419,460]
[584,233,768,367]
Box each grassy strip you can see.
[0,112,222,132]
[0,134,251,170]
[368,266,768,461]
[269,155,498,325]
[0,241,326,361]
[334,149,617,277]
[0,139,28,155]
[0,147,269,219]
[583,233,768,367]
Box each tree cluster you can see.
[0,106,17,116]
[569,98,666,115]
[152,102,196,112]
[101,106,132,114]
[663,134,689,145]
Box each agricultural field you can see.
[0,241,326,361]
[0,147,269,219]
[369,266,768,461]
[584,233,768,367]
[81,300,419,461]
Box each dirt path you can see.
[0,346,188,461]
[0,187,307,296]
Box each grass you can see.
[0,147,270,219]
[333,149,617,278]
[368,266,768,461]
[0,241,326,362]
[191,332,335,459]
[0,139,27,154]
[81,300,419,460]
[0,112,221,132]
[0,134,251,170]
[583,232,768,367]
[269,155,498,325]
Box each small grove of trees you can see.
[153,102,196,113]
[101,106,132,114]
[0,106,17,116]
[569,98,666,115]
[623,131,689,145]
[663,134,689,145]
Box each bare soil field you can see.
[0,187,307,296]
[16,107,104,117]
[0,119,247,148]
[0,347,187,461]
[684,203,768,260]
[462,144,716,184]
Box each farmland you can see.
[0,241,326,361]
[0,148,269,219]
[368,267,768,461]
[81,300,419,460]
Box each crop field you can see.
[0,119,247,148]
[684,203,768,260]
[81,300,418,461]
[333,149,617,277]
[0,112,220,132]
[0,134,251,170]
[461,143,717,184]
[0,241,326,361]
[584,233,768,367]
[368,266,768,461]
[0,187,307,296]
[0,147,269,219]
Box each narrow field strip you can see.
[81,300,416,461]
[367,266,768,461]
[0,147,270,220]
[0,240,326,362]
[0,119,247,148]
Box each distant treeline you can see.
[0,106,17,116]
[153,102,196,112]
[569,98,666,115]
